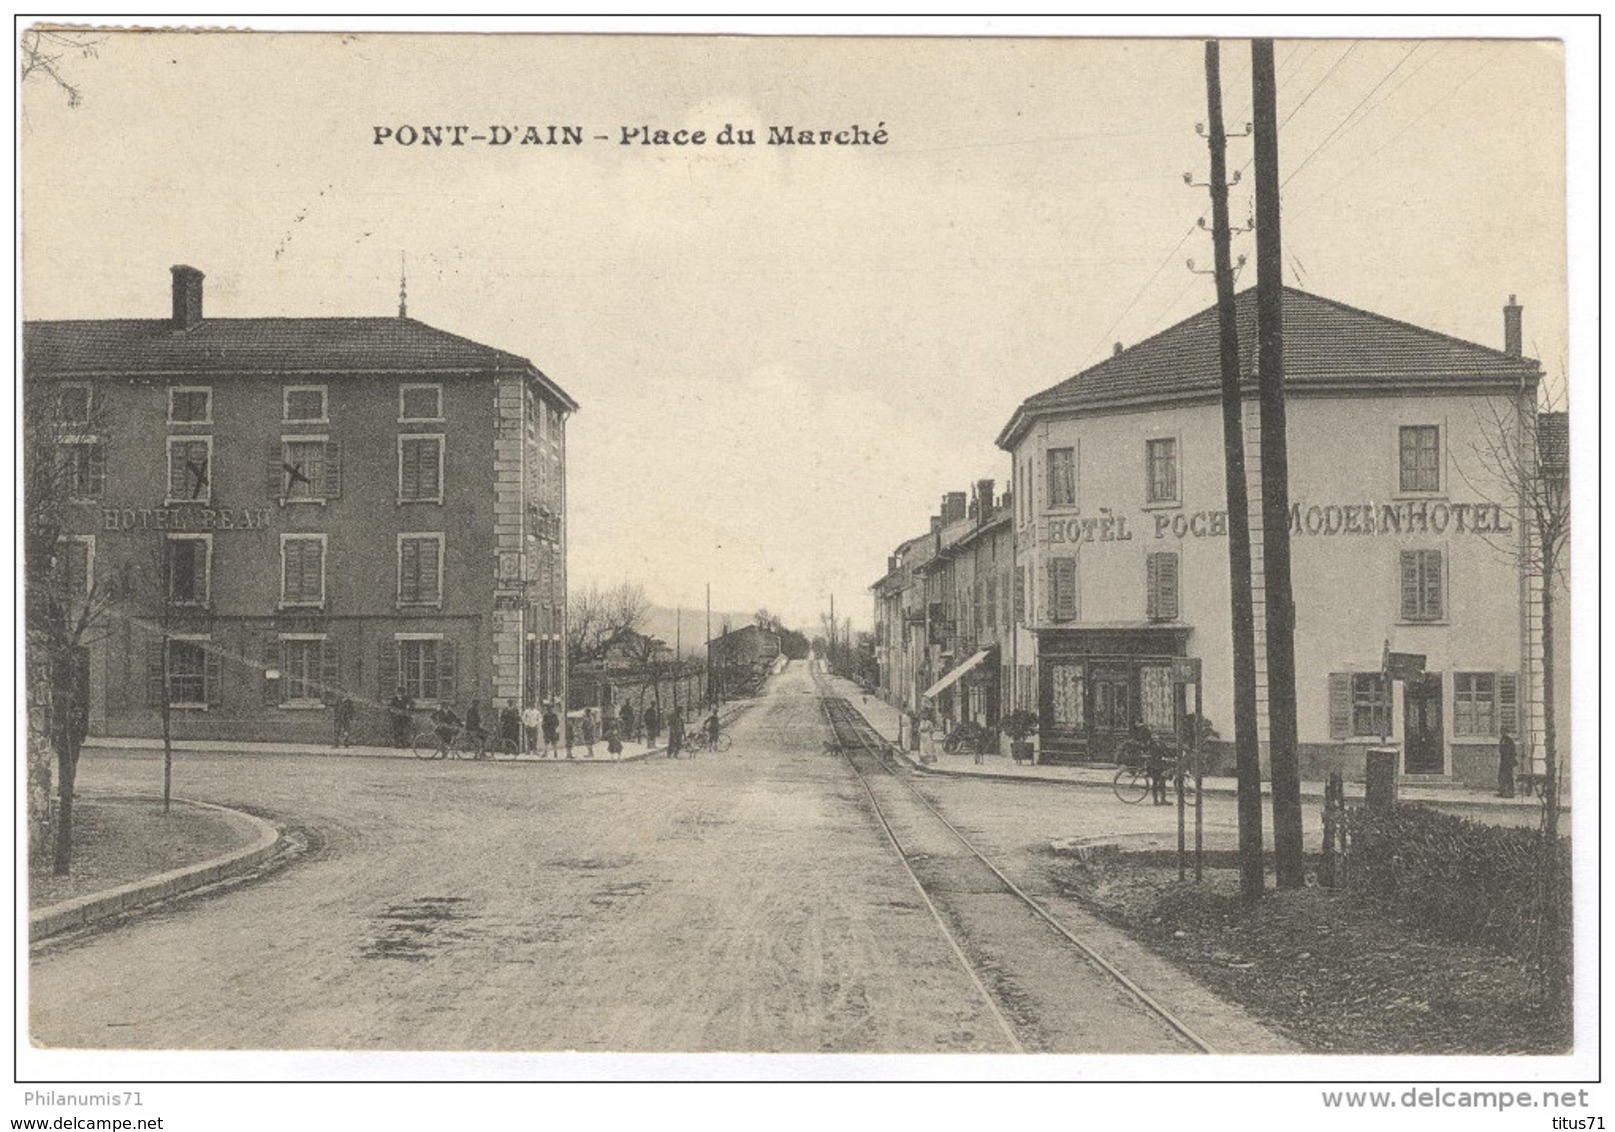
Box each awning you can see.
[923,648,993,699]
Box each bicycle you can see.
[685,728,732,754]
[412,728,519,761]
[1111,742,1198,805]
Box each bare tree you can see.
[19,28,105,109]
[23,378,118,873]
[566,582,650,667]
[622,632,673,711]
[1461,385,1570,1008]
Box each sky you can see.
[20,30,1568,633]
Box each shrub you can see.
[1342,803,1570,1000]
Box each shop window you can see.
[399,435,444,503]
[393,637,457,704]
[59,439,106,499]
[1399,425,1441,493]
[1399,549,1444,622]
[280,535,326,608]
[1146,437,1179,504]
[167,436,211,502]
[1328,672,1390,739]
[1146,551,1180,621]
[168,386,212,425]
[1050,556,1077,622]
[1046,446,1076,508]
[166,535,211,606]
[399,383,443,423]
[398,534,444,607]
[284,385,328,424]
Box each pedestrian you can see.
[581,708,598,758]
[465,699,488,759]
[1498,726,1518,798]
[388,688,415,748]
[564,716,576,759]
[644,702,661,750]
[500,703,522,753]
[666,706,684,759]
[333,692,356,748]
[706,709,721,752]
[606,715,623,760]
[1135,723,1168,806]
[522,702,542,755]
[541,703,560,758]
[621,700,637,744]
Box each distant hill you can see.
[641,605,762,659]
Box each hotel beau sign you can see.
[98,505,274,532]
[1045,499,1514,545]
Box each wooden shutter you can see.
[1014,568,1026,624]
[1422,550,1443,620]
[321,638,342,705]
[266,441,284,499]
[1399,551,1419,620]
[264,636,282,706]
[282,539,299,603]
[1052,557,1076,622]
[303,541,323,604]
[378,636,398,701]
[1328,673,1351,739]
[401,440,419,500]
[399,539,418,603]
[422,538,441,603]
[146,639,166,708]
[1146,554,1160,620]
[1158,553,1180,621]
[325,441,342,499]
[437,640,457,704]
[1498,672,1519,736]
[204,647,222,708]
[87,443,106,497]
[426,439,441,498]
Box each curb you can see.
[851,708,1564,819]
[29,796,284,942]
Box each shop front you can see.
[1036,625,1191,763]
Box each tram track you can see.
[816,684,1215,1055]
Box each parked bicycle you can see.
[684,728,733,754]
[940,720,994,758]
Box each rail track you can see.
[816,687,1215,1054]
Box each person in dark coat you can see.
[1498,727,1518,798]
[1133,723,1169,806]
[605,715,623,760]
[541,704,560,758]
[666,706,684,759]
[581,708,598,758]
[621,700,637,743]
[388,689,415,748]
[644,703,661,749]
[465,700,487,759]
[333,693,356,748]
[500,704,522,751]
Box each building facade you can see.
[997,288,1547,784]
[26,265,577,745]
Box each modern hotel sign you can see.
[1045,500,1513,545]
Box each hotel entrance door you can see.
[1403,672,1444,775]
[1092,670,1131,760]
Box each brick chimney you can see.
[171,265,204,330]
[1504,294,1522,358]
[942,492,968,524]
[975,478,996,519]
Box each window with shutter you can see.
[1350,673,1390,736]
[284,386,328,423]
[1498,673,1519,736]
[1046,447,1076,508]
[168,387,211,424]
[281,537,325,607]
[1327,673,1352,739]
[1454,672,1498,736]
[1146,438,1179,504]
[1051,556,1077,622]
[167,437,211,502]
[398,436,442,502]
[1400,549,1444,621]
[398,535,443,606]
[1014,568,1026,624]
[1146,552,1180,621]
[378,637,399,701]
[400,384,443,422]
[282,440,326,501]
[167,536,210,605]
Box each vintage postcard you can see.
[15,15,1594,1116]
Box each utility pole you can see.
[1203,39,1265,903]
[830,592,836,674]
[1252,38,1304,889]
[705,583,712,707]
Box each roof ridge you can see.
[1284,287,1537,368]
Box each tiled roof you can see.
[26,315,558,378]
[999,287,1540,448]
[1539,411,1569,473]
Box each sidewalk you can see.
[83,699,759,766]
[825,679,1564,822]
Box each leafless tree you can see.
[566,582,650,667]
[1461,383,1570,1007]
[23,378,118,873]
[19,28,105,109]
